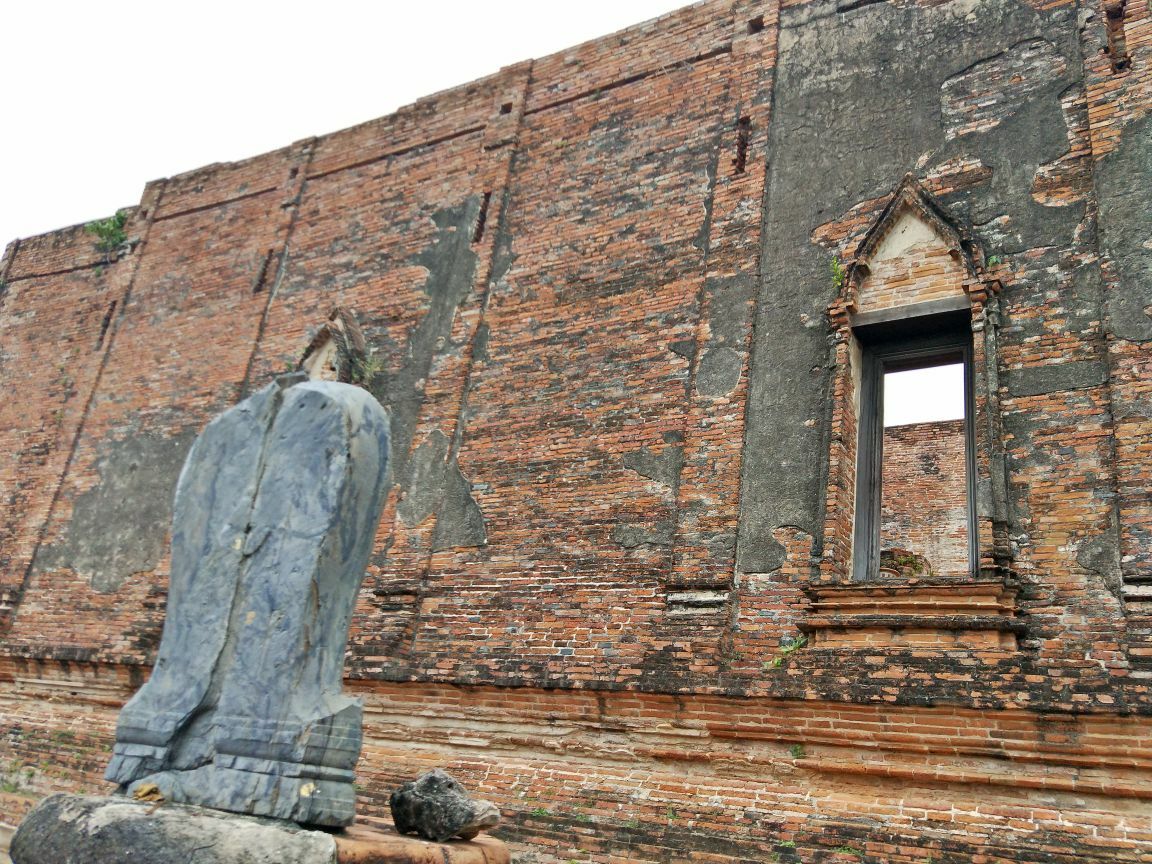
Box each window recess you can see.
[808,175,1019,650]
[852,318,975,582]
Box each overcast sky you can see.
[0,1,689,251]
[885,363,966,426]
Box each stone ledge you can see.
[801,579,1022,649]
[10,795,508,864]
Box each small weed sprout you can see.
[834,846,864,859]
[780,635,807,656]
[789,743,806,759]
[350,351,386,386]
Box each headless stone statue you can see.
[105,375,391,827]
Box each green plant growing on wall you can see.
[789,743,806,759]
[349,351,386,386]
[830,255,848,292]
[765,634,808,669]
[85,209,130,261]
[884,550,929,577]
[0,761,34,795]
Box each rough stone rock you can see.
[389,770,500,843]
[10,794,337,864]
[104,375,392,827]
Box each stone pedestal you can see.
[10,795,509,864]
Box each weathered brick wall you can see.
[880,419,969,579]
[2,0,1151,860]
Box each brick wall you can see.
[881,419,969,579]
[1,0,1151,860]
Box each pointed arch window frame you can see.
[823,174,1013,585]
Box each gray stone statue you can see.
[105,374,391,827]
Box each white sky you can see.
[884,363,966,426]
[0,1,690,250]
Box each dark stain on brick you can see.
[622,444,685,488]
[611,520,675,549]
[697,275,755,398]
[1005,359,1108,397]
[432,459,487,551]
[34,428,197,593]
[1077,526,1124,602]
[367,197,487,553]
[1098,115,1152,342]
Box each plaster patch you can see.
[869,211,941,261]
[941,39,1067,139]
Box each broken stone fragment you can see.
[389,769,500,843]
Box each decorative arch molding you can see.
[853,174,974,275]
[299,307,370,384]
[829,174,1000,330]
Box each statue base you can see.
[11,795,508,864]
